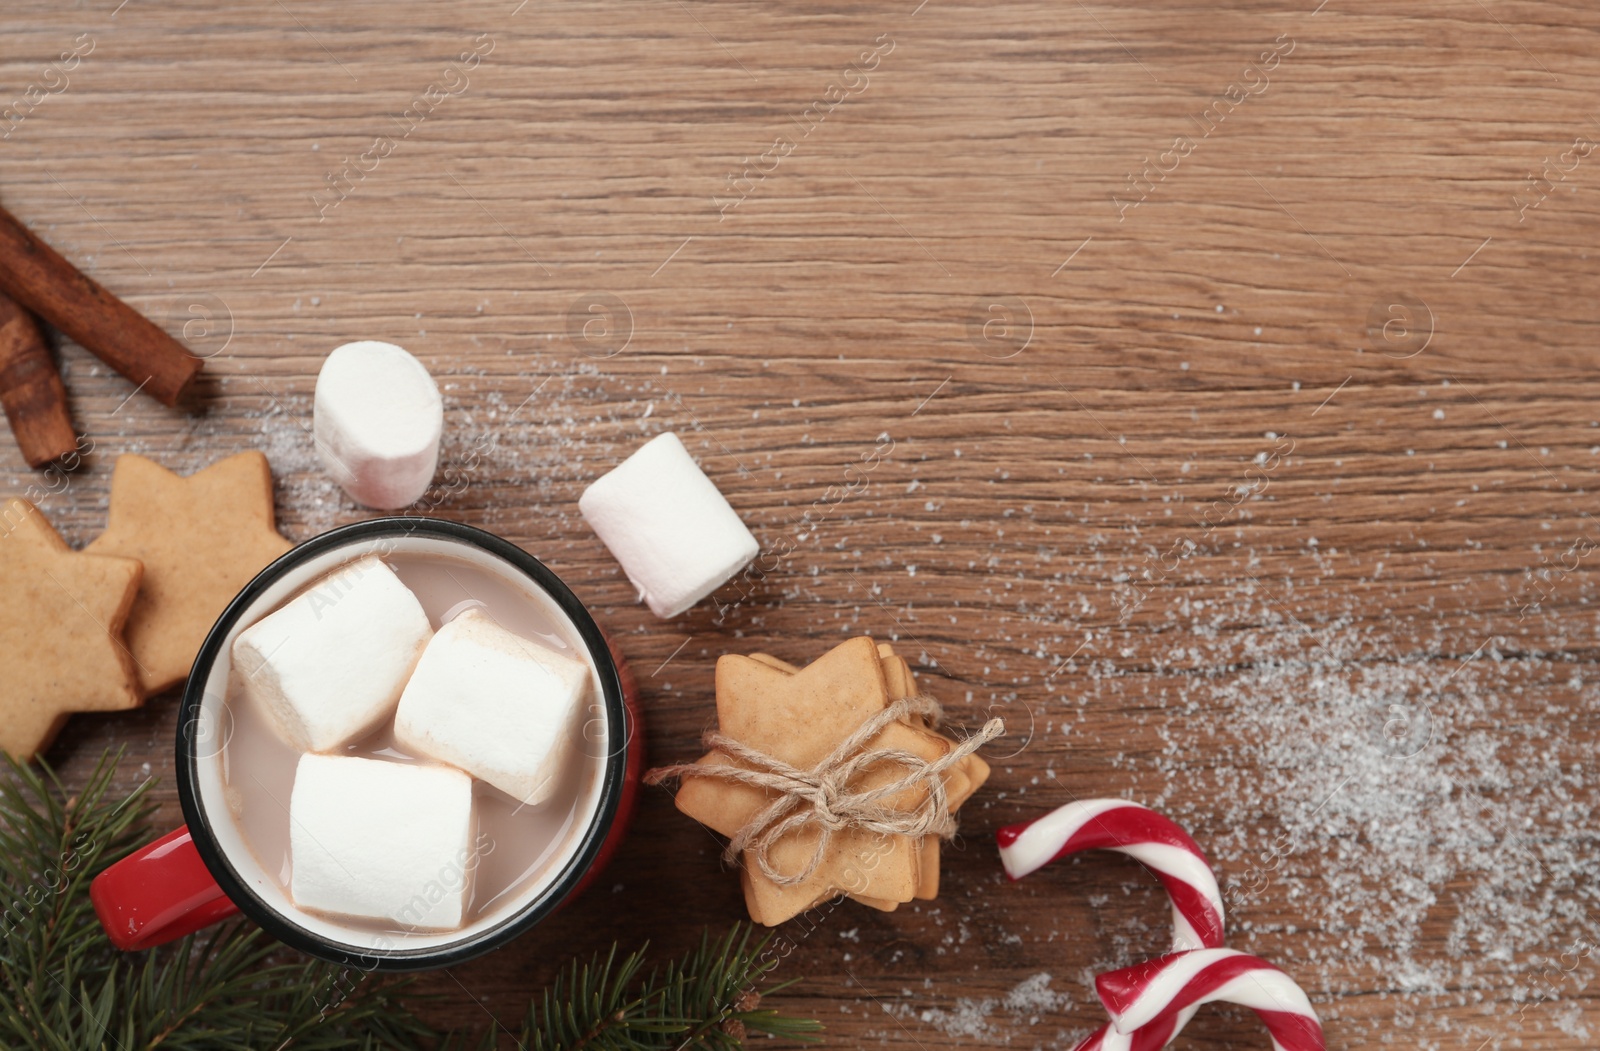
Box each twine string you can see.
[645,696,1004,887]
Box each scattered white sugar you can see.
[846,536,1594,1046]
[1135,602,1586,986]
[1003,972,1074,1019]
[1553,1003,1590,1041]
[897,972,1073,1044]
[1066,574,1600,1045]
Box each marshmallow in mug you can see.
[579,432,759,618]
[289,754,474,929]
[395,606,590,806]
[231,556,433,752]
[314,340,443,510]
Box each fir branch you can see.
[509,924,823,1051]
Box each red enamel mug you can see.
[90,518,642,971]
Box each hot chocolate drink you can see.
[217,550,604,935]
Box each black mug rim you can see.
[175,517,629,972]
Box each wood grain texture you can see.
[3,1,1598,1046]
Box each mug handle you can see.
[91,827,240,950]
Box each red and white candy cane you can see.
[998,800,1226,1051]
[996,799,1225,951]
[1067,1011,1185,1051]
[1096,949,1324,1051]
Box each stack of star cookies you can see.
[671,636,991,926]
[0,451,291,758]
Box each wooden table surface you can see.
[4,1,1598,1047]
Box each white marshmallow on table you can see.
[578,432,759,618]
[394,607,590,806]
[289,754,474,930]
[232,556,433,752]
[314,340,443,510]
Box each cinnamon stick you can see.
[0,202,203,406]
[0,290,76,467]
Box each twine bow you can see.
[646,696,1004,887]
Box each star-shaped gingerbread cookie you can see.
[0,498,144,758]
[86,452,293,696]
[675,636,946,925]
[747,644,989,914]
